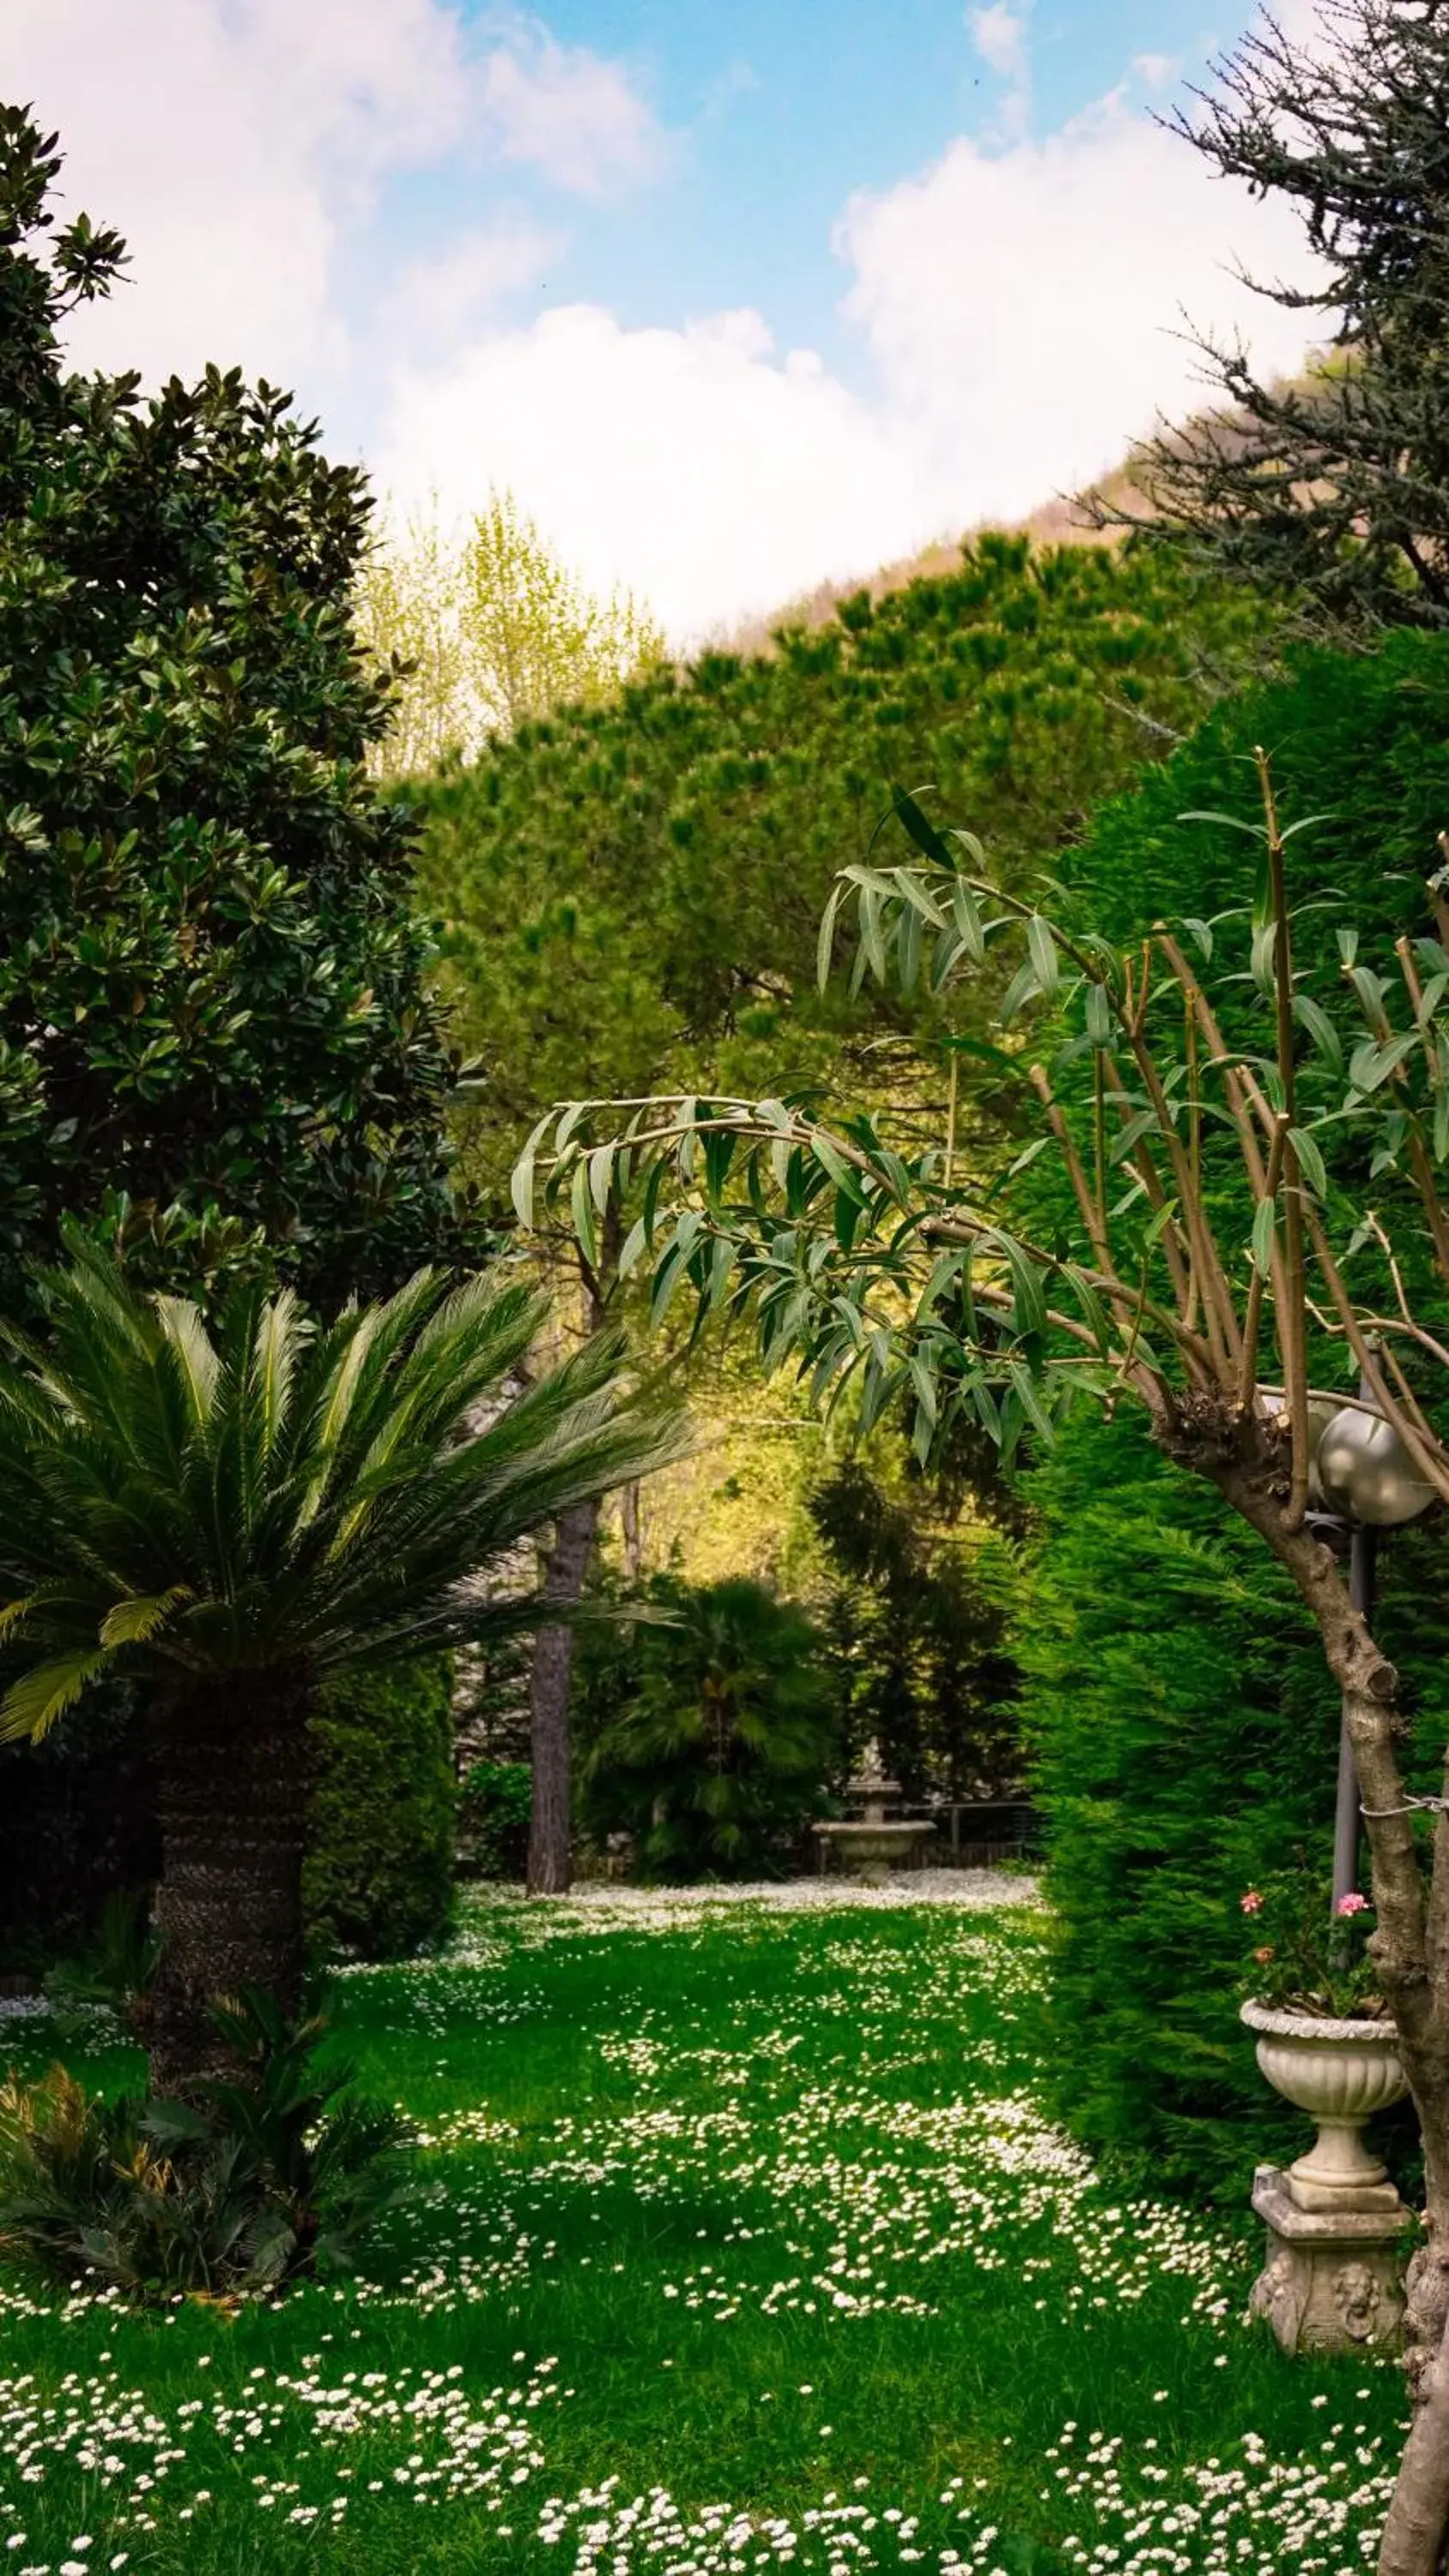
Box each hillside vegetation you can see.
[413,532,1278,1200]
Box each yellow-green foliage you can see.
[357,492,666,774]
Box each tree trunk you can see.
[526,1233,615,1899]
[1206,1456,1449,2576]
[149,1672,312,2094]
[620,1479,644,1583]
[526,1498,598,1896]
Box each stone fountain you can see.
[812,1741,936,1883]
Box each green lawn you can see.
[0,1885,1404,2574]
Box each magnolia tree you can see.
[519,767,1449,2576]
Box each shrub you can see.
[459,1762,533,1881]
[305,1658,457,1963]
[0,1986,409,2298]
[1015,1408,1447,2201]
[43,1892,161,2042]
[577,1577,839,1881]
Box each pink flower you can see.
[1240,1889,1264,1915]
[1253,1946,1276,1966]
[1336,1892,1370,1917]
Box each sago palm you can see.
[0,1245,685,2086]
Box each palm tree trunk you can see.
[149,1673,312,2093]
[527,1498,598,1896]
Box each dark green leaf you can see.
[891,783,953,866]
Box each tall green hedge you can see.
[1063,624,1449,952]
[1018,629,1449,2200]
[304,1658,457,1962]
[1018,1410,1447,2200]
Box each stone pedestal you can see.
[1249,2164,1409,2352]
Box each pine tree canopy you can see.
[416,533,1276,1205]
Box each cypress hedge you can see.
[1017,629,1449,2198]
[1063,625,1449,954]
[1018,1409,1447,2200]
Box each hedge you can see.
[1017,1408,1448,2200]
[1016,629,1449,2199]
[304,1656,458,1962]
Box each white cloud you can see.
[377,307,925,640]
[379,90,1329,641]
[1,0,664,389]
[2,0,469,387]
[838,90,1327,519]
[3,0,1333,644]
[969,3,1033,138]
[477,13,664,196]
[971,3,1031,82]
[379,218,564,350]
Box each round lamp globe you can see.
[1317,1404,1437,1529]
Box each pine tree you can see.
[1112,0,1449,630]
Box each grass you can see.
[0,1882,1405,2574]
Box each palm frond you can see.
[249,1291,303,1465]
[153,1298,223,1437]
[100,1587,194,1649]
[0,1249,689,1717]
[0,1649,113,1744]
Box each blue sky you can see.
[7,0,1321,637]
[443,1,1238,370]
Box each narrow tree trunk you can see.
[149,1673,312,2093]
[620,1479,644,1583]
[526,1498,599,1896]
[1206,1455,1449,2576]
[526,1233,615,1899]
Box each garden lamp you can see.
[1314,1401,1439,1530]
[1298,1381,1437,1911]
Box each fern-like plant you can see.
[0,1986,409,2297]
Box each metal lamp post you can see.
[1241,1376,1437,2356]
[1309,1377,1438,1909]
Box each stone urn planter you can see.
[1241,1997,1412,2353]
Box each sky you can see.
[3,0,1329,641]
